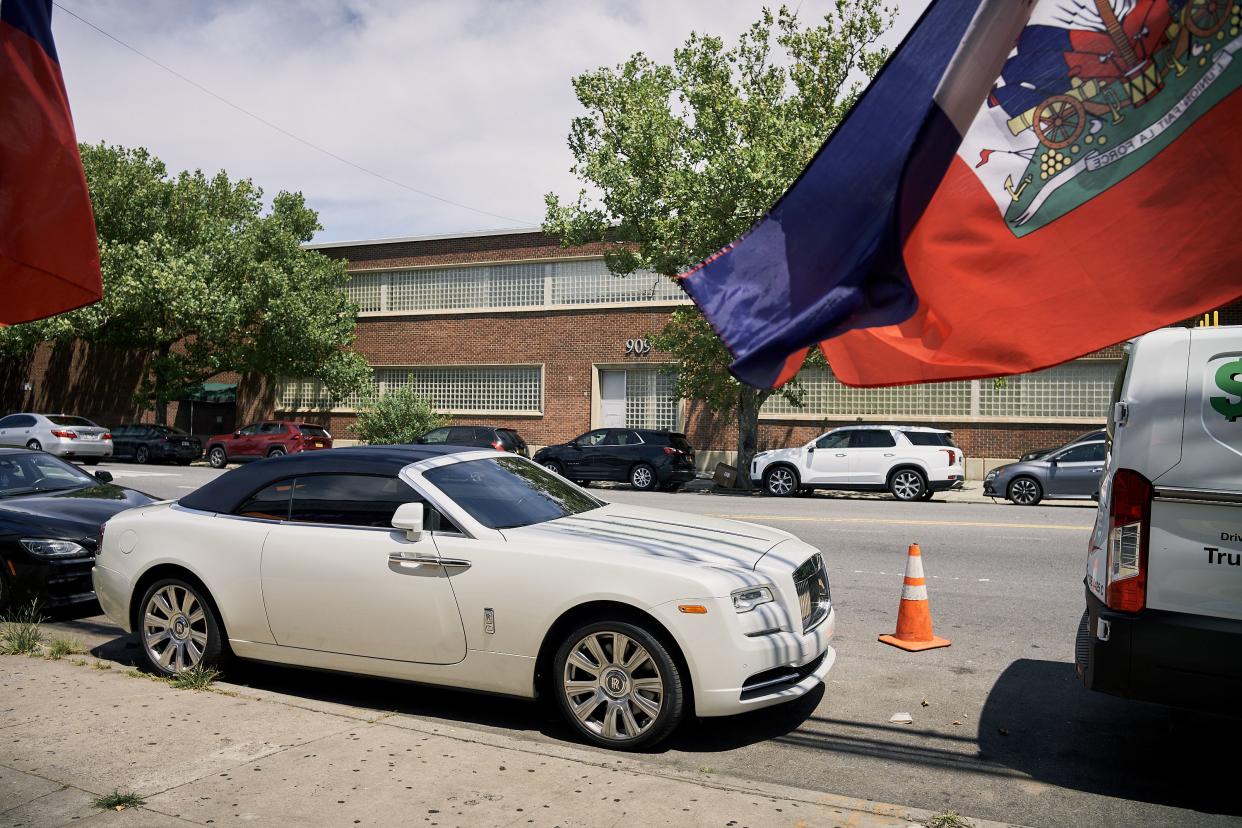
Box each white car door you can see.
[258,473,467,665]
[805,431,852,484]
[846,429,899,485]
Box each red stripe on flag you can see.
[0,19,101,324]
[822,89,1242,387]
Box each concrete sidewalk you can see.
[0,655,1019,828]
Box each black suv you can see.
[415,426,529,457]
[533,428,697,492]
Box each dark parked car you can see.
[1017,429,1106,463]
[111,423,202,465]
[415,426,529,457]
[206,421,333,469]
[533,428,697,492]
[983,438,1108,505]
[0,448,154,611]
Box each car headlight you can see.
[20,538,90,558]
[984,470,998,481]
[731,585,775,613]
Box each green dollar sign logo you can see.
[1211,359,1242,422]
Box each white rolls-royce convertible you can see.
[93,446,835,749]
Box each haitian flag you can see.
[680,0,1242,388]
[1,0,100,324]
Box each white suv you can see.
[751,425,964,501]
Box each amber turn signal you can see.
[677,604,708,614]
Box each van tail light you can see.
[939,449,957,465]
[491,439,505,451]
[1105,468,1152,613]
[50,429,77,439]
[663,446,680,456]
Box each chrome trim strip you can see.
[1154,487,1242,506]
[742,672,801,693]
[803,604,830,634]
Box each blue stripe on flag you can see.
[1,0,58,64]
[680,0,985,388]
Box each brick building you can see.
[5,226,1236,472]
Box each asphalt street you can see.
[41,460,1242,828]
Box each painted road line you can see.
[711,514,1091,531]
[100,470,179,477]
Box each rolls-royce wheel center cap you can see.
[171,616,189,640]
[601,668,630,698]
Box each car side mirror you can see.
[391,502,425,542]
[567,441,578,448]
[233,431,241,438]
[93,470,113,483]
[1049,458,1059,466]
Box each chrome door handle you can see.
[884,453,895,457]
[835,453,847,457]
[389,553,471,570]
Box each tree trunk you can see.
[152,342,173,426]
[734,388,769,490]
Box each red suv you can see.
[206,421,333,469]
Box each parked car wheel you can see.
[137,577,225,676]
[267,446,287,458]
[889,468,927,502]
[763,465,799,497]
[542,460,564,476]
[629,463,657,492]
[553,620,684,750]
[207,446,227,469]
[1008,476,1043,506]
[134,445,150,465]
[25,439,40,451]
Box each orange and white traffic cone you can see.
[878,543,951,652]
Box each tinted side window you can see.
[236,480,294,520]
[237,424,261,436]
[902,431,952,446]
[816,432,850,449]
[578,430,608,447]
[1058,443,1106,463]
[448,426,481,445]
[289,474,423,528]
[259,422,285,435]
[848,430,896,448]
[0,415,17,429]
[602,431,627,446]
[421,428,450,444]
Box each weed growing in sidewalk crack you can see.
[92,790,145,811]
[926,811,974,828]
[46,637,85,660]
[0,601,44,655]
[168,666,221,690]
[91,661,112,670]
[70,658,88,667]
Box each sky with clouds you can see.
[52,1,932,243]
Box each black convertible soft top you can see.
[179,445,474,514]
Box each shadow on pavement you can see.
[977,658,1242,816]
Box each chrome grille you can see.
[793,554,830,632]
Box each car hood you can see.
[988,460,1046,478]
[501,502,795,571]
[0,485,156,538]
[755,447,806,462]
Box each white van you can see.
[1077,326,1242,708]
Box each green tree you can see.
[349,387,448,445]
[0,143,370,424]
[545,2,891,485]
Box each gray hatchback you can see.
[982,439,1107,505]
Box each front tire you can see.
[629,463,657,492]
[763,465,798,497]
[553,620,684,750]
[889,468,927,502]
[134,445,150,465]
[137,578,225,676]
[267,446,287,458]
[1008,476,1043,506]
[207,446,227,469]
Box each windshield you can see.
[423,456,603,529]
[0,452,99,497]
[47,415,97,427]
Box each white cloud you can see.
[53,0,930,242]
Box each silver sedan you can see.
[982,439,1107,505]
[0,413,113,464]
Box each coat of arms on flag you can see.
[969,0,1242,237]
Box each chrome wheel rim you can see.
[270,448,285,457]
[210,448,224,466]
[1011,478,1039,505]
[135,447,148,464]
[143,585,207,673]
[562,631,664,742]
[893,471,923,500]
[543,462,560,474]
[631,466,653,489]
[767,468,795,495]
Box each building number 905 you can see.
[625,338,652,356]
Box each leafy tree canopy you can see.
[545,2,892,481]
[0,143,370,423]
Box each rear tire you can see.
[889,468,927,502]
[267,446,287,458]
[1008,476,1043,506]
[630,463,657,492]
[553,620,684,750]
[542,460,564,476]
[136,577,225,677]
[207,446,227,469]
[135,445,150,465]
[25,440,41,452]
[763,466,798,497]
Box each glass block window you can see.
[978,361,1118,419]
[763,368,974,418]
[762,361,1118,420]
[375,366,542,414]
[625,368,678,430]
[275,378,369,412]
[346,258,686,314]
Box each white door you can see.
[258,474,467,665]
[846,430,899,485]
[806,432,851,484]
[600,370,626,428]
